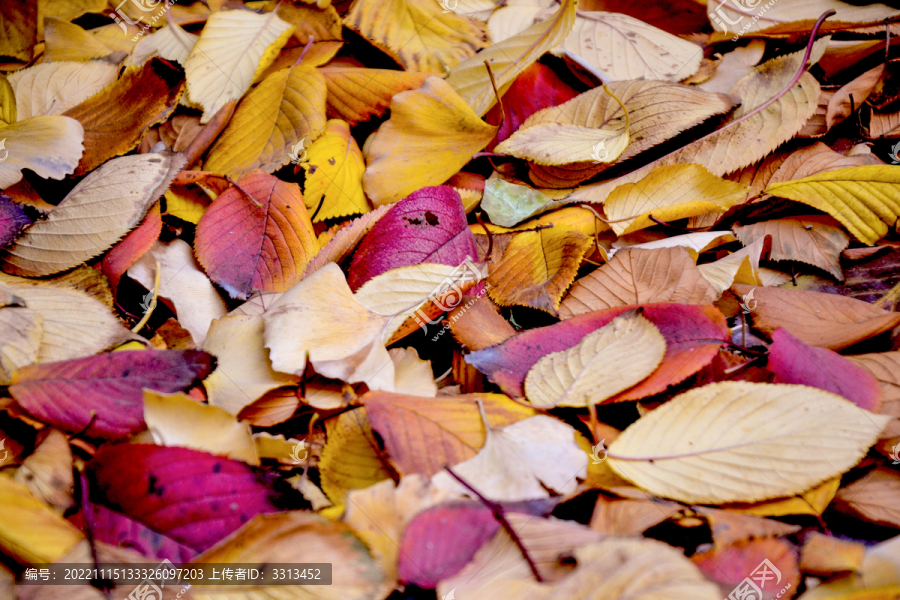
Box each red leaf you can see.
[195,171,318,300]
[9,350,215,438]
[86,444,282,552]
[768,328,882,411]
[467,303,729,401]
[100,202,162,293]
[484,62,580,150]
[692,538,799,598]
[347,186,477,291]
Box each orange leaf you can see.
[320,67,432,125]
[195,171,318,300]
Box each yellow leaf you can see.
[604,164,750,236]
[319,66,432,125]
[524,311,666,408]
[303,119,369,222]
[497,80,736,167]
[363,76,497,205]
[446,0,577,116]
[608,381,892,504]
[487,227,592,314]
[43,16,116,62]
[431,414,587,502]
[263,263,395,390]
[204,62,326,179]
[0,475,83,564]
[0,115,84,189]
[203,314,299,416]
[8,61,118,119]
[143,390,259,465]
[344,0,489,73]
[185,9,294,123]
[319,408,394,504]
[40,0,107,23]
[163,185,208,224]
[764,165,900,245]
[0,75,15,125]
[557,12,702,82]
[0,153,184,276]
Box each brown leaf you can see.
[834,467,900,529]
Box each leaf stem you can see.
[225,175,263,208]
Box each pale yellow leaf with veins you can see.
[0,476,83,564]
[764,165,900,246]
[0,116,84,189]
[128,239,228,347]
[128,20,198,67]
[8,61,117,119]
[567,39,828,204]
[185,9,294,123]
[525,312,666,408]
[497,80,736,166]
[557,12,702,82]
[263,263,396,391]
[446,0,577,116]
[203,62,326,179]
[0,153,184,277]
[432,414,587,502]
[303,119,368,222]
[709,0,898,36]
[608,381,892,504]
[0,307,41,385]
[0,284,133,363]
[344,0,489,73]
[604,164,750,236]
[389,347,437,397]
[202,314,299,416]
[497,122,628,166]
[362,77,497,205]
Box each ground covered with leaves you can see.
[4,0,900,598]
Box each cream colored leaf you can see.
[0,306,40,385]
[699,40,766,94]
[0,116,84,189]
[607,231,736,260]
[497,80,736,167]
[8,61,117,119]
[127,239,228,347]
[607,381,892,504]
[764,165,900,246]
[128,21,198,67]
[446,0,577,116]
[389,347,437,397]
[432,414,587,502]
[2,284,133,363]
[362,76,498,205]
[496,122,628,166]
[697,235,768,294]
[203,314,299,416]
[185,9,294,123]
[559,247,718,319]
[604,164,750,236]
[263,263,395,391]
[488,5,546,44]
[525,312,666,408]
[344,0,489,73]
[709,0,898,36]
[558,12,701,82]
[144,390,259,465]
[0,153,184,277]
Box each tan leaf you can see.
[202,314,299,416]
[559,247,718,319]
[0,306,41,385]
[344,0,489,73]
[13,430,73,514]
[431,414,587,502]
[827,63,884,128]
[389,347,437,397]
[8,61,117,119]
[698,40,766,94]
[709,0,899,36]
[127,239,229,347]
[0,116,84,189]
[524,311,666,408]
[834,467,900,529]
[608,381,891,504]
[143,390,259,465]
[590,497,681,536]
[42,17,116,62]
[0,153,184,277]
[557,11,702,82]
[735,215,849,280]
[487,227,592,314]
[733,284,900,350]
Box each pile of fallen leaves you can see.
[5,0,900,598]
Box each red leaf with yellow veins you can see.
[195,170,318,300]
